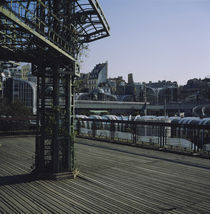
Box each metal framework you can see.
[0,0,110,63]
[0,0,110,177]
[76,118,210,156]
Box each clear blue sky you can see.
[81,0,210,85]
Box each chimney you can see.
[128,73,134,84]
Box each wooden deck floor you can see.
[0,136,210,213]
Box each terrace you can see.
[0,136,210,213]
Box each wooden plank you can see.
[1,136,210,213]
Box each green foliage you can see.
[44,106,73,138]
[0,99,32,131]
[74,79,84,93]
[0,99,31,117]
[77,44,89,64]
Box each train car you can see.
[134,115,171,136]
[199,118,210,151]
[169,117,202,150]
[76,114,210,152]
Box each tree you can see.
[0,98,31,117]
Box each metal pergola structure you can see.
[0,0,110,178]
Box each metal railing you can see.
[2,116,210,157]
[76,118,210,157]
[0,117,36,136]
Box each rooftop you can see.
[90,63,107,76]
[1,136,210,213]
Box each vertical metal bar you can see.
[198,128,200,152]
[160,126,164,148]
[194,128,198,153]
[110,121,115,142]
[92,120,96,138]
[40,67,46,169]
[52,65,59,173]
[35,66,46,171]
[35,74,40,170]
[133,122,137,144]
[69,76,75,171]
[158,125,160,146]
[76,119,81,136]
[163,126,165,148]
[160,126,162,148]
[65,73,71,171]
[201,128,204,150]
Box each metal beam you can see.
[0,6,76,63]
[88,0,110,35]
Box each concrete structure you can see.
[75,100,201,115]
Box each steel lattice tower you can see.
[0,0,110,178]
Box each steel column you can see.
[52,66,59,173]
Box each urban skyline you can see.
[81,0,210,85]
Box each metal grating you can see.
[0,0,110,64]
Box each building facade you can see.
[178,78,210,103]
[87,62,108,91]
[3,78,37,114]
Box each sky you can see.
[80,0,210,85]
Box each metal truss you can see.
[0,0,110,177]
[0,0,110,64]
[34,65,76,174]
